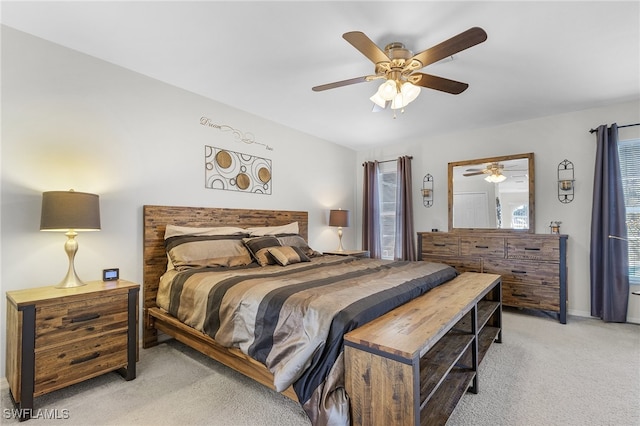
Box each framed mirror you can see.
[448,152,535,232]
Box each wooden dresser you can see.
[344,272,502,425]
[418,232,568,324]
[5,280,139,420]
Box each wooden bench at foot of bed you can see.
[344,272,502,426]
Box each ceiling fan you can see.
[464,162,526,183]
[312,27,487,112]
[463,162,505,177]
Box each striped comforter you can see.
[156,255,457,425]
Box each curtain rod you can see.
[589,123,640,134]
[362,155,413,166]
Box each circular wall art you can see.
[236,173,251,190]
[258,167,271,183]
[215,150,232,169]
[205,145,272,194]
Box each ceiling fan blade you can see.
[312,76,370,92]
[410,27,487,68]
[463,171,486,177]
[343,31,390,64]
[412,73,469,94]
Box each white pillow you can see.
[247,222,299,236]
[164,224,247,239]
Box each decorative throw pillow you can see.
[164,224,247,238]
[267,246,310,266]
[247,222,299,236]
[243,236,282,266]
[165,234,253,270]
[276,234,322,257]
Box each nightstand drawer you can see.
[35,329,128,396]
[36,293,129,348]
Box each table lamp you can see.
[329,209,350,252]
[40,190,101,288]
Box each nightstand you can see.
[324,250,370,258]
[5,280,139,420]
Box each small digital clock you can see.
[102,268,119,281]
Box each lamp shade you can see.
[40,190,101,231]
[329,209,350,228]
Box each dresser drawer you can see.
[427,257,482,273]
[460,237,504,258]
[483,259,559,287]
[502,282,560,311]
[35,293,129,349]
[34,329,128,396]
[420,235,459,256]
[506,238,560,260]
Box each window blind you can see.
[618,138,640,284]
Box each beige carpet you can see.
[2,309,639,425]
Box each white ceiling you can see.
[2,1,639,150]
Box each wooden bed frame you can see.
[142,205,502,421]
[143,205,308,400]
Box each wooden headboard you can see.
[142,205,308,347]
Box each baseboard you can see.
[569,308,640,325]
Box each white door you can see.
[453,192,490,228]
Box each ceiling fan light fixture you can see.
[400,82,420,104]
[370,91,387,108]
[485,174,507,183]
[390,91,407,110]
[378,80,398,101]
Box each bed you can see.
[142,205,484,425]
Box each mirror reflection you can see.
[448,153,534,231]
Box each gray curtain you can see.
[394,156,416,261]
[590,123,629,322]
[362,161,381,259]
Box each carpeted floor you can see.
[2,308,639,425]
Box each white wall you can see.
[356,100,640,324]
[0,27,357,377]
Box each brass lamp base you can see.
[55,231,87,289]
[335,227,345,252]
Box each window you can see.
[378,162,397,260]
[618,138,640,284]
[511,205,528,229]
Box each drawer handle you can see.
[475,245,489,249]
[433,243,446,247]
[70,352,100,365]
[70,313,101,323]
[524,247,541,251]
[511,270,528,274]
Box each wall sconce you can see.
[40,189,101,288]
[557,159,575,203]
[422,174,433,207]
